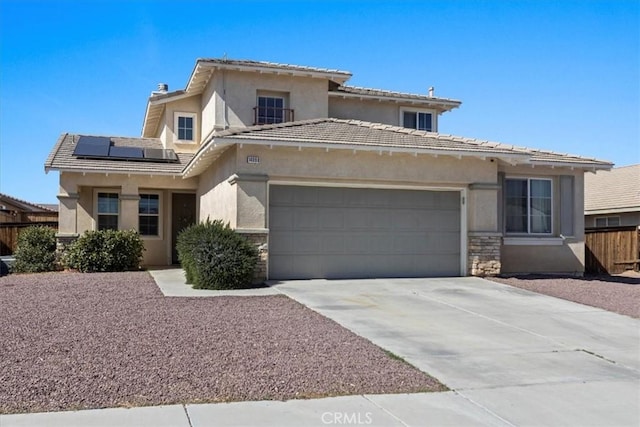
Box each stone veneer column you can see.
[467,181,502,277]
[468,232,502,276]
[235,229,268,284]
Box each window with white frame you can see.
[595,216,620,227]
[174,112,196,142]
[139,193,160,236]
[402,110,434,132]
[97,192,119,231]
[505,178,552,234]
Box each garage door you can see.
[269,185,461,280]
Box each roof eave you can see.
[527,160,613,171]
[328,91,462,112]
[181,136,531,179]
[46,166,183,177]
[585,206,640,215]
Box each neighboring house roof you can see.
[44,133,194,175]
[0,192,57,213]
[584,164,640,215]
[183,118,612,178]
[329,85,462,113]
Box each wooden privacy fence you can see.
[0,222,59,256]
[585,226,640,274]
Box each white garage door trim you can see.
[267,180,468,279]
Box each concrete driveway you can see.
[274,277,640,426]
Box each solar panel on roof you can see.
[73,136,111,157]
[109,146,144,159]
[144,148,179,162]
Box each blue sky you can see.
[1,0,638,204]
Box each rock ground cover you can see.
[0,271,445,414]
[488,272,640,318]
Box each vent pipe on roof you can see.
[158,83,169,93]
[428,86,434,97]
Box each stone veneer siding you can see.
[237,231,268,283]
[468,233,501,276]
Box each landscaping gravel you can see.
[0,272,445,414]
[488,273,640,318]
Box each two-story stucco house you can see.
[45,58,611,280]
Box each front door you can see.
[171,193,196,264]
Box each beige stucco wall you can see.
[236,144,495,185]
[329,97,439,130]
[161,95,202,152]
[58,172,198,266]
[499,165,586,274]
[234,144,498,235]
[197,147,238,227]
[205,71,329,130]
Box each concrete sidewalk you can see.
[0,392,509,427]
[149,268,280,297]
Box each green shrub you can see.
[12,226,57,273]
[175,221,207,284]
[176,219,258,289]
[64,229,144,273]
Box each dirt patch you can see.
[488,272,640,318]
[0,272,445,414]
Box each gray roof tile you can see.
[197,58,352,77]
[213,118,611,166]
[585,164,640,213]
[45,134,193,175]
[330,85,462,106]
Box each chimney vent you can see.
[428,86,434,97]
[158,83,168,93]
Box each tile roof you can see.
[47,120,612,180]
[212,118,611,167]
[196,58,352,78]
[45,134,193,175]
[585,164,640,213]
[330,85,462,107]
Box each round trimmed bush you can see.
[12,226,57,273]
[64,229,144,273]
[176,219,258,290]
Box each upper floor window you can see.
[254,93,294,125]
[174,112,196,142]
[97,192,119,231]
[402,110,433,132]
[595,216,620,227]
[139,193,160,236]
[505,178,552,234]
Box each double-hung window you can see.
[175,112,196,142]
[257,96,285,124]
[505,178,552,234]
[97,192,119,230]
[402,111,433,132]
[139,194,160,236]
